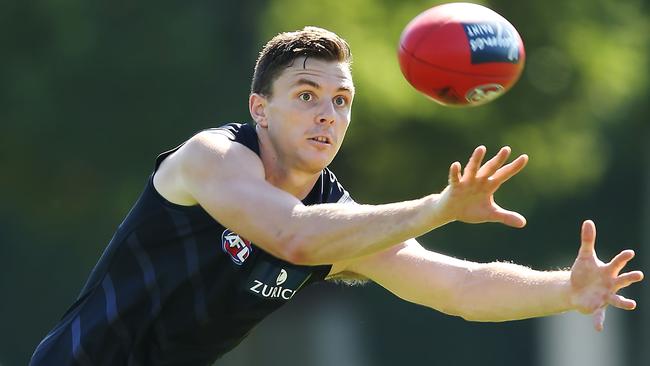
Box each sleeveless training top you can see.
[30,123,353,366]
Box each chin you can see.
[304,162,329,174]
[299,155,333,174]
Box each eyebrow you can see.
[291,78,354,94]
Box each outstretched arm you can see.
[161,132,527,265]
[332,220,643,331]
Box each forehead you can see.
[274,57,354,92]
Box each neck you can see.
[256,125,321,200]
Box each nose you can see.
[316,100,336,125]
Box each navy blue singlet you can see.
[30,123,353,366]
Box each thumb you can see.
[493,206,527,228]
[592,307,606,332]
[448,161,462,185]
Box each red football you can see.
[398,2,526,106]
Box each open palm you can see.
[570,220,644,331]
[440,145,529,228]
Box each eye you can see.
[333,95,347,107]
[299,92,313,102]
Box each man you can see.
[30,26,643,365]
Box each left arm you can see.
[330,220,643,330]
[332,239,574,322]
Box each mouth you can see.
[307,135,332,145]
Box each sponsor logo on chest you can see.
[221,229,312,301]
[249,269,296,300]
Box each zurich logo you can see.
[221,229,253,265]
[276,269,288,286]
[249,268,296,300]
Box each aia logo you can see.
[221,229,253,265]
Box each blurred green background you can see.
[2,0,648,365]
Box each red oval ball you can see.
[398,3,526,106]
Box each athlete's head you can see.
[251,26,352,98]
[249,27,355,175]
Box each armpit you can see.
[326,271,369,286]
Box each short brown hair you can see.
[251,26,352,97]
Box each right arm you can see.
[156,131,527,265]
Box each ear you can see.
[249,93,268,127]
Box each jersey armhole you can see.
[150,124,260,210]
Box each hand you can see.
[570,220,644,331]
[439,145,529,227]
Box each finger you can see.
[579,220,596,257]
[608,294,637,310]
[463,146,487,178]
[477,146,511,178]
[614,270,644,290]
[492,204,527,228]
[491,154,529,184]
[448,161,462,185]
[592,307,606,332]
[607,250,635,276]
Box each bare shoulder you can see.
[154,130,264,205]
[181,130,263,174]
